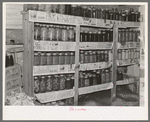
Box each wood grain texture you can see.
[6,4,23,29]
[74,25,80,106]
[111,25,118,103]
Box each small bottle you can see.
[101,70,106,84]
[59,75,66,90]
[80,51,85,63]
[106,29,110,42]
[129,29,133,42]
[101,51,104,62]
[118,29,122,42]
[109,50,112,61]
[102,29,106,42]
[47,25,55,41]
[96,70,101,84]
[105,50,109,62]
[97,51,101,62]
[34,23,41,40]
[122,49,126,60]
[34,52,40,66]
[64,52,70,64]
[53,53,59,65]
[52,75,59,91]
[62,26,68,41]
[125,29,129,42]
[84,51,90,63]
[88,31,92,42]
[93,51,97,63]
[39,76,46,93]
[92,74,97,85]
[46,75,53,92]
[34,76,40,93]
[40,24,48,41]
[65,76,72,89]
[105,70,110,83]
[84,31,88,42]
[40,52,47,65]
[59,52,65,65]
[84,75,90,87]
[93,31,97,42]
[118,50,122,60]
[46,52,53,65]
[130,49,134,59]
[89,51,93,63]
[80,31,84,42]
[125,50,129,60]
[70,52,75,64]
[97,29,102,42]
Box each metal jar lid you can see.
[93,51,96,54]
[41,76,45,78]
[34,76,38,79]
[46,53,51,56]
[34,52,39,55]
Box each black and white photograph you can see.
[3,2,148,120]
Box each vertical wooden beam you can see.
[111,25,118,103]
[22,13,34,97]
[74,25,80,106]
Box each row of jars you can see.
[118,49,140,60]
[80,50,112,63]
[34,23,75,41]
[80,29,113,42]
[79,69,112,87]
[34,74,74,93]
[25,4,142,22]
[70,6,141,22]
[118,29,140,43]
[34,52,75,66]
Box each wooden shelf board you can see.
[34,40,76,51]
[116,78,136,85]
[79,82,113,95]
[33,71,75,76]
[35,89,74,103]
[33,65,75,76]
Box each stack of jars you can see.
[34,52,75,66]
[34,74,74,93]
[79,68,112,87]
[118,29,140,44]
[24,4,142,22]
[34,23,75,42]
[80,50,112,63]
[69,6,142,22]
[118,49,140,60]
[80,29,113,42]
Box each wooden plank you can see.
[79,83,113,95]
[22,13,34,97]
[111,26,118,103]
[74,25,80,106]
[22,13,28,95]
[28,22,34,97]
[35,89,74,103]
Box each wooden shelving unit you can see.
[22,9,141,105]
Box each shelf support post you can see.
[111,25,118,103]
[74,25,80,106]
